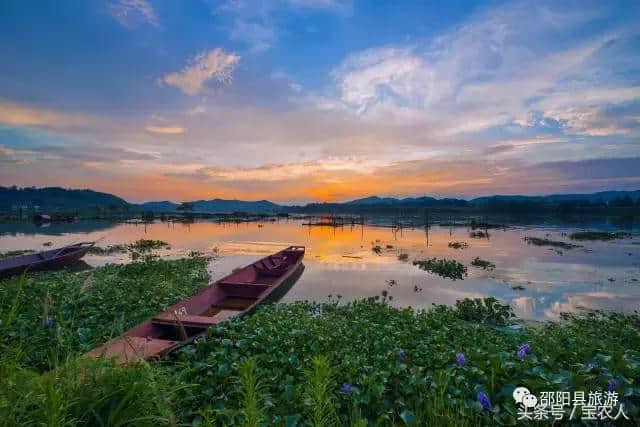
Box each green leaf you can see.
[400,410,416,425]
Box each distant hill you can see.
[135,201,179,212]
[0,186,129,213]
[191,199,281,213]
[135,198,281,213]
[287,195,468,214]
[470,190,640,205]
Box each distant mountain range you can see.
[0,186,129,212]
[470,190,640,205]
[1,186,639,214]
[135,198,281,213]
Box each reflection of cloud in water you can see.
[545,292,640,318]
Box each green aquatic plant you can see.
[89,240,169,257]
[0,249,35,259]
[0,257,209,371]
[413,258,467,280]
[397,253,409,262]
[88,244,128,255]
[469,220,504,230]
[2,259,640,425]
[470,257,495,270]
[129,239,169,251]
[524,236,580,249]
[454,297,513,325]
[569,231,631,241]
[169,298,640,425]
[448,241,469,250]
[469,230,489,238]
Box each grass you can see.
[0,357,175,426]
[0,249,35,259]
[524,236,580,249]
[470,257,496,270]
[413,258,467,280]
[569,231,632,241]
[448,241,469,250]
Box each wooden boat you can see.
[0,242,94,278]
[87,246,305,364]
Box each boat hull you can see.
[0,243,94,278]
[87,246,305,363]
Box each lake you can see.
[1,218,638,320]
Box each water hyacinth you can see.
[397,349,406,360]
[477,391,492,411]
[341,383,353,394]
[456,352,467,367]
[586,362,597,370]
[608,379,620,392]
[518,343,531,360]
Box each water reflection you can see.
[0,219,638,320]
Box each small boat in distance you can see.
[0,242,94,278]
[87,246,305,364]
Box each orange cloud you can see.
[144,125,185,134]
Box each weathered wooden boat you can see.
[87,246,305,364]
[0,242,94,278]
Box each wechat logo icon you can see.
[513,386,537,409]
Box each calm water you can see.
[1,219,639,320]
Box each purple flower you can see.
[397,349,406,360]
[608,379,620,392]
[517,348,527,360]
[455,352,467,367]
[519,343,531,355]
[341,383,353,394]
[43,317,55,328]
[477,392,491,411]
[586,362,597,370]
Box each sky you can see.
[1,0,639,203]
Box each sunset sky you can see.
[1,0,639,203]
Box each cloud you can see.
[217,0,351,52]
[161,48,240,95]
[144,125,185,134]
[484,136,568,155]
[0,99,102,130]
[108,0,159,28]
[320,0,640,139]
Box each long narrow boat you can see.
[0,242,94,278]
[87,246,305,364]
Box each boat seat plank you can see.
[211,309,240,322]
[152,314,218,328]
[86,336,177,364]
